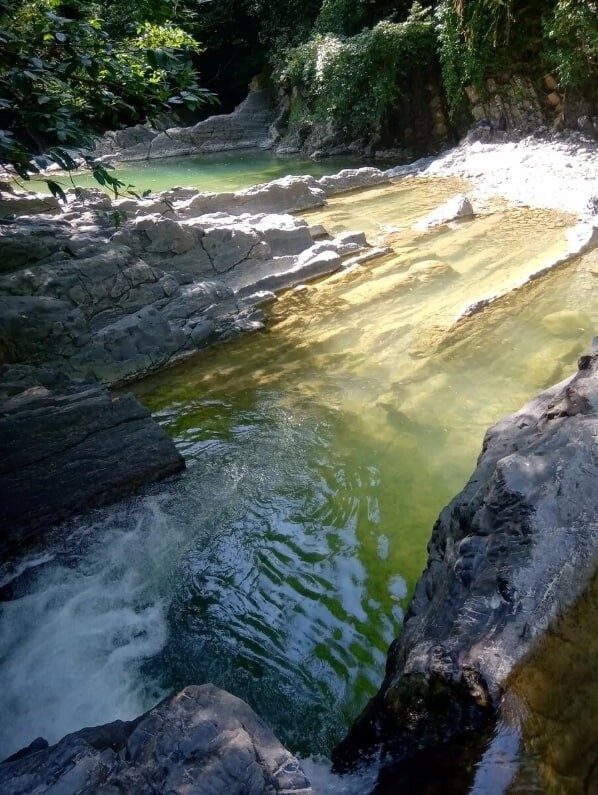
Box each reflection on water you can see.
[35,149,366,195]
[506,573,598,795]
[0,178,596,790]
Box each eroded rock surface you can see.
[333,349,598,777]
[0,365,184,556]
[93,85,278,161]
[0,174,381,385]
[0,684,314,795]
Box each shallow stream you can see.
[1,161,597,792]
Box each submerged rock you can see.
[0,365,184,556]
[333,349,598,781]
[0,684,314,795]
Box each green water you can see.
[129,190,594,759]
[1,175,596,782]
[38,149,364,195]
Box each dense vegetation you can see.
[0,0,217,190]
[0,0,596,181]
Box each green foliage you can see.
[0,0,216,183]
[436,0,598,112]
[314,0,369,36]
[279,2,435,139]
[542,0,598,87]
[435,0,514,111]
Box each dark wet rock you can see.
[0,365,184,557]
[333,350,598,777]
[0,684,314,795]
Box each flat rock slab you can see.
[0,366,184,557]
[0,684,314,795]
[333,348,598,777]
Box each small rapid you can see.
[1,170,596,793]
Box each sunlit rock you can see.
[0,684,314,795]
[334,350,598,782]
[413,194,474,230]
[317,167,389,196]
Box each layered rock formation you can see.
[0,171,385,386]
[0,684,314,795]
[93,84,278,162]
[333,349,598,782]
[0,365,184,556]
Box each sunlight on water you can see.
[35,149,365,195]
[0,174,596,787]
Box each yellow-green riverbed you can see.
[0,174,596,793]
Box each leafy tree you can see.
[0,0,216,192]
[436,0,598,112]
[543,0,598,87]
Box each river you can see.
[1,155,596,792]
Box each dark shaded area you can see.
[371,726,494,795]
[0,366,184,559]
[334,350,598,791]
[333,671,494,773]
[507,572,598,794]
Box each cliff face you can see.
[333,348,598,778]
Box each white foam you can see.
[0,496,192,759]
[300,755,380,795]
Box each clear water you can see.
[0,176,595,795]
[35,149,366,196]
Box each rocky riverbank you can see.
[333,345,598,785]
[0,132,597,793]
[0,168,391,554]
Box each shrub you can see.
[278,2,435,138]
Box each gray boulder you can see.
[0,684,314,795]
[317,167,389,196]
[333,349,598,777]
[0,365,184,555]
[0,296,88,363]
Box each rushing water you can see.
[1,168,596,793]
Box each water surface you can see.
[0,179,595,789]
[37,149,366,196]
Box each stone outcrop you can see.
[93,84,278,162]
[0,172,383,386]
[0,169,386,546]
[0,684,314,795]
[333,348,598,779]
[0,365,184,556]
[464,75,546,136]
[464,74,598,141]
[412,193,474,230]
